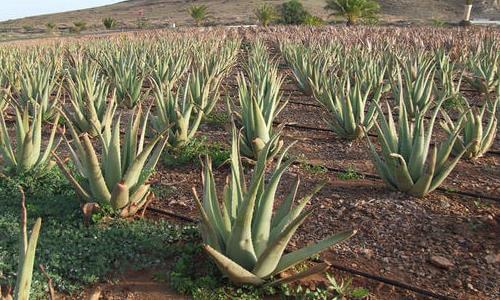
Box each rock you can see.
[429,256,454,270]
[485,253,500,264]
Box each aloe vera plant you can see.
[193,39,239,115]
[150,68,218,147]
[54,106,168,217]
[0,86,8,111]
[367,95,471,197]
[16,63,60,120]
[235,42,287,160]
[103,48,147,108]
[193,127,355,285]
[236,70,285,160]
[351,55,390,95]
[64,59,117,137]
[148,43,190,91]
[392,59,435,118]
[465,47,499,93]
[4,190,42,300]
[281,43,331,96]
[441,94,498,159]
[0,104,60,175]
[316,76,382,140]
[434,49,463,100]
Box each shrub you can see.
[23,25,34,32]
[45,22,56,32]
[303,15,325,26]
[280,0,311,25]
[255,4,278,26]
[103,17,117,30]
[136,17,150,29]
[73,21,87,31]
[70,21,87,33]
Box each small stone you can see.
[429,256,454,270]
[452,279,462,288]
[467,283,478,292]
[382,257,390,263]
[485,254,500,264]
[361,248,374,259]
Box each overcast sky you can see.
[0,0,122,21]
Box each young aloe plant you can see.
[16,63,60,120]
[0,104,60,175]
[235,70,286,161]
[350,56,390,96]
[434,49,464,100]
[103,49,147,108]
[465,53,498,94]
[193,127,355,285]
[281,43,331,96]
[7,189,42,300]
[367,96,471,197]
[441,94,498,160]
[64,60,117,137]
[54,106,168,217]
[315,75,382,140]
[148,42,191,91]
[150,68,219,148]
[391,59,435,119]
[235,42,287,160]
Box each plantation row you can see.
[0,27,498,298]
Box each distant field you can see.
[1,0,499,32]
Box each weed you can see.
[431,18,446,27]
[442,95,466,111]
[204,111,230,126]
[163,137,230,167]
[297,154,327,175]
[337,165,363,180]
[282,273,370,299]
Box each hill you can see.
[1,0,499,30]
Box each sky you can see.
[0,0,122,21]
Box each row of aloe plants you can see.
[0,37,240,218]
[280,39,499,198]
[0,37,357,296]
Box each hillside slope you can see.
[1,0,499,29]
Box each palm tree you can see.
[188,5,209,26]
[255,4,278,26]
[324,0,380,26]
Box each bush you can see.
[303,15,325,26]
[71,21,87,33]
[22,25,34,32]
[136,17,150,29]
[103,17,117,30]
[255,3,278,26]
[280,0,311,25]
[45,22,56,32]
